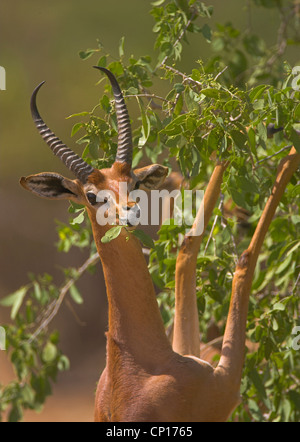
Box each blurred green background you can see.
[0,0,298,421]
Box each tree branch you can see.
[157,10,197,69]
[162,64,203,88]
[255,144,293,167]
[28,252,100,343]
[265,5,294,70]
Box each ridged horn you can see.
[94,66,133,166]
[30,82,95,184]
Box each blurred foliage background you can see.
[0,0,299,422]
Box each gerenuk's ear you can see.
[133,164,169,190]
[20,173,83,203]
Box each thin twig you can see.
[265,6,294,70]
[125,93,170,104]
[255,145,293,167]
[229,112,243,122]
[214,66,228,82]
[200,335,223,352]
[157,11,197,69]
[291,270,300,295]
[204,195,224,255]
[163,65,203,88]
[65,299,87,327]
[28,252,100,343]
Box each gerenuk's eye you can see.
[86,192,97,206]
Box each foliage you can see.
[0,275,70,421]
[1,0,300,421]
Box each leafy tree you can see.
[1,0,300,422]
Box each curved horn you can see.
[94,66,133,166]
[31,82,95,183]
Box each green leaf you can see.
[70,210,85,226]
[79,48,100,60]
[162,114,187,136]
[281,399,292,421]
[289,390,300,410]
[21,384,35,406]
[249,369,271,409]
[42,342,58,363]
[69,284,84,305]
[101,226,123,244]
[286,241,300,256]
[67,111,90,119]
[0,286,29,319]
[126,87,139,95]
[294,103,300,120]
[257,122,267,142]
[191,69,201,81]
[230,130,248,150]
[71,123,84,137]
[175,0,189,12]
[236,176,259,194]
[273,301,285,311]
[184,88,199,112]
[253,99,264,110]
[8,403,23,423]
[272,317,279,331]
[222,226,231,245]
[248,398,264,421]
[132,149,144,168]
[58,355,71,372]
[275,253,293,274]
[132,229,155,249]
[33,281,42,302]
[248,127,256,149]
[97,55,107,68]
[174,93,184,116]
[138,103,151,147]
[290,128,300,153]
[151,0,165,5]
[31,373,52,404]
[201,24,212,43]
[201,88,221,99]
[174,83,185,93]
[230,187,246,208]
[249,85,268,102]
[119,36,125,58]
[108,61,124,77]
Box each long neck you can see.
[88,210,173,367]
